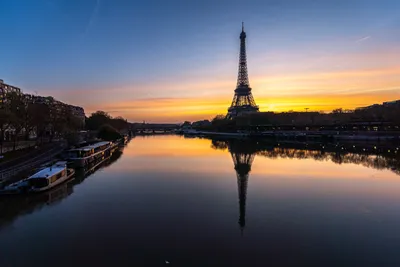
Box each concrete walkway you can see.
[1,141,36,154]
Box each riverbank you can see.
[0,137,129,189]
[181,129,400,142]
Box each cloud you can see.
[85,0,101,34]
[355,36,371,43]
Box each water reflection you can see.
[73,147,124,185]
[211,138,400,176]
[210,138,400,235]
[212,139,258,232]
[0,147,124,230]
[2,136,400,266]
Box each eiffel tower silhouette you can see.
[227,23,259,118]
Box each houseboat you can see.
[0,162,75,194]
[66,141,112,167]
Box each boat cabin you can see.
[67,141,111,159]
[28,162,67,189]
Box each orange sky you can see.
[41,37,400,123]
[80,65,400,122]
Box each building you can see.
[27,95,86,127]
[0,80,23,141]
[0,79,21,107]
[69,105,85,125]
[1,80,86,143]
[383,100,400,107]
[355,104,380,111]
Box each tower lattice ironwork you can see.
[227,23,259,119]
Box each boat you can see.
[66,141,112,167]
[0,162,75,194]
[121,135,130,146]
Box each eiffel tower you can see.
[227,23,259,119]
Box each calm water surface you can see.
[1,135,400,267]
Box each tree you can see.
[110,116,128,132]
[212,115,226,123]
[86,111,112,130]
[66,111,84,132]
[332,108,343,114]
[49,103,69,141]
[29,103,50,144]
[97,124,122,141]
[7,92,25,150]
[0,108,12,154]
[20,95,36,140]
[211,114,234,132]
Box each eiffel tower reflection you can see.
[212,139,257,233]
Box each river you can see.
[1,135,400,267]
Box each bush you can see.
[97,124,121,141]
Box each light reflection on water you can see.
[1,135,400,267]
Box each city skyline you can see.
[1,0,399,122]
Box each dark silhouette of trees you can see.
[7,92,26,150]
[211,115,237,132]
[0,92,84,152]
[0,108,11,154]
[29,103,50,144]
[86,111,129,134]
[97,124,122,141]
[86,111,112,130]
[110,116,128,132]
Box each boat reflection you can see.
[0,147,124,230]
[72,147,123,185]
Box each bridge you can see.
[130,123,179,134]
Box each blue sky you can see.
[1,0,399,122]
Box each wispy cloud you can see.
[356,36,371,43]
[85,0,101,34]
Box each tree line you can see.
[189,103,400,133]
[85,111,129,141]
[0,92,83,153]
[0,89,132,154]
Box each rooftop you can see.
[29,163,66,179]
[70,141,110,151]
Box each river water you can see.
[1,135,400,267]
